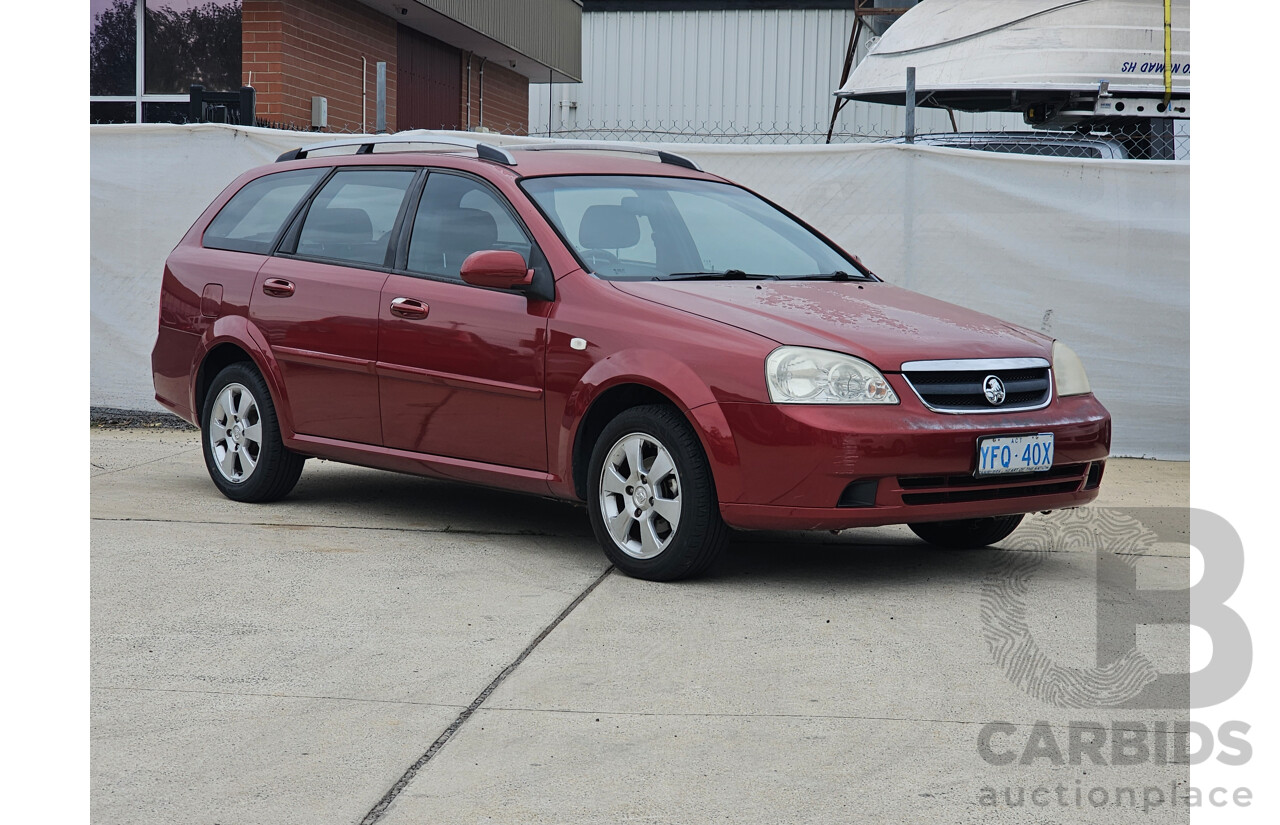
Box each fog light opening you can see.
[837,478,880,508]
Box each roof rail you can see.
[517,141,702,171]
[275,135,517,166]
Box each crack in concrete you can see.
[91,684,1176,734]
[91,684,471,710]
[88,447,202,478]
[357,566,614,825]
[472,706,1180,733]
[90,518,1182,556]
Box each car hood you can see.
[611,280,1051,370]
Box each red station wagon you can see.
[152,136,1111,581]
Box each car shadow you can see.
[706,527,1015,589]
[283,464,1076,588]
[287,462,594,537]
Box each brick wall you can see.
[244,0,531,135]
[460,57,530,135]
[244,0,397,132]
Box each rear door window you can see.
[292,169,418,268]
[204,168,325,254]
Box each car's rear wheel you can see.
[201,363,304,502]
[908,514,1024,549]
[587,405,727,581]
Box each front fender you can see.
[550,348,744,503]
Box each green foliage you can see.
[90,0,242,97]
[90,0,137,96]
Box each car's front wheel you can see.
[908,514,1024,549]
[201,363,304,502]
[587,405,728,581]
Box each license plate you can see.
[976,433,1054,476]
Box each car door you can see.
[377,170,551,471]
[252,166,419,445]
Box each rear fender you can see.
[191,316,296,439]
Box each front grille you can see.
[901,358,1052,413]
[897,463,1089,506]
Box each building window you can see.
[90,0,242,123]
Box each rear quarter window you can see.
[204,168,326,254]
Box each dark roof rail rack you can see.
[276,134,518,166]
[517,140,702,171]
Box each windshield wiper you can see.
[779,270,876,282]
[660,269,779,281]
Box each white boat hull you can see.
[839,0,1189,112]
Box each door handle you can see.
[262,278,295,298]
[390,297,429,320]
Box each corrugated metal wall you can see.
[529,8,1022,142]
[417,0,583,80]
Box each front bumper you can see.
[712,392,1110,531]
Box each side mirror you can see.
[460,250,534,291]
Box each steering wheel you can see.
[581,248,620,270]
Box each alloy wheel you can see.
[598,432,683,559]
[208,382,263,483]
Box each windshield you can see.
[520,175,865,281]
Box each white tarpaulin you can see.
[91,124,1188,458]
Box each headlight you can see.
[1052,340,1091,397]
[765,347,898,404]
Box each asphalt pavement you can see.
[91,427,1192,824]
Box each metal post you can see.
[478,57,487,128]
[826,15,863,144]
[902,68,916,287]
[135,0,145,122]
[239,86,256,127]
[189,85,205,123]
[904,66,916,143]
[376,61,388,133]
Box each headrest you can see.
[579,204,640,249]
[440,208,498,251]
[308,207,373,241]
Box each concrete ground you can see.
[92,428,1191,824]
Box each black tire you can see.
[908,514,1025,549]
[587,405,728,581]
[200,362,304,503]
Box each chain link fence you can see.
[517,118,1190,160]
[90,110,1189,160]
